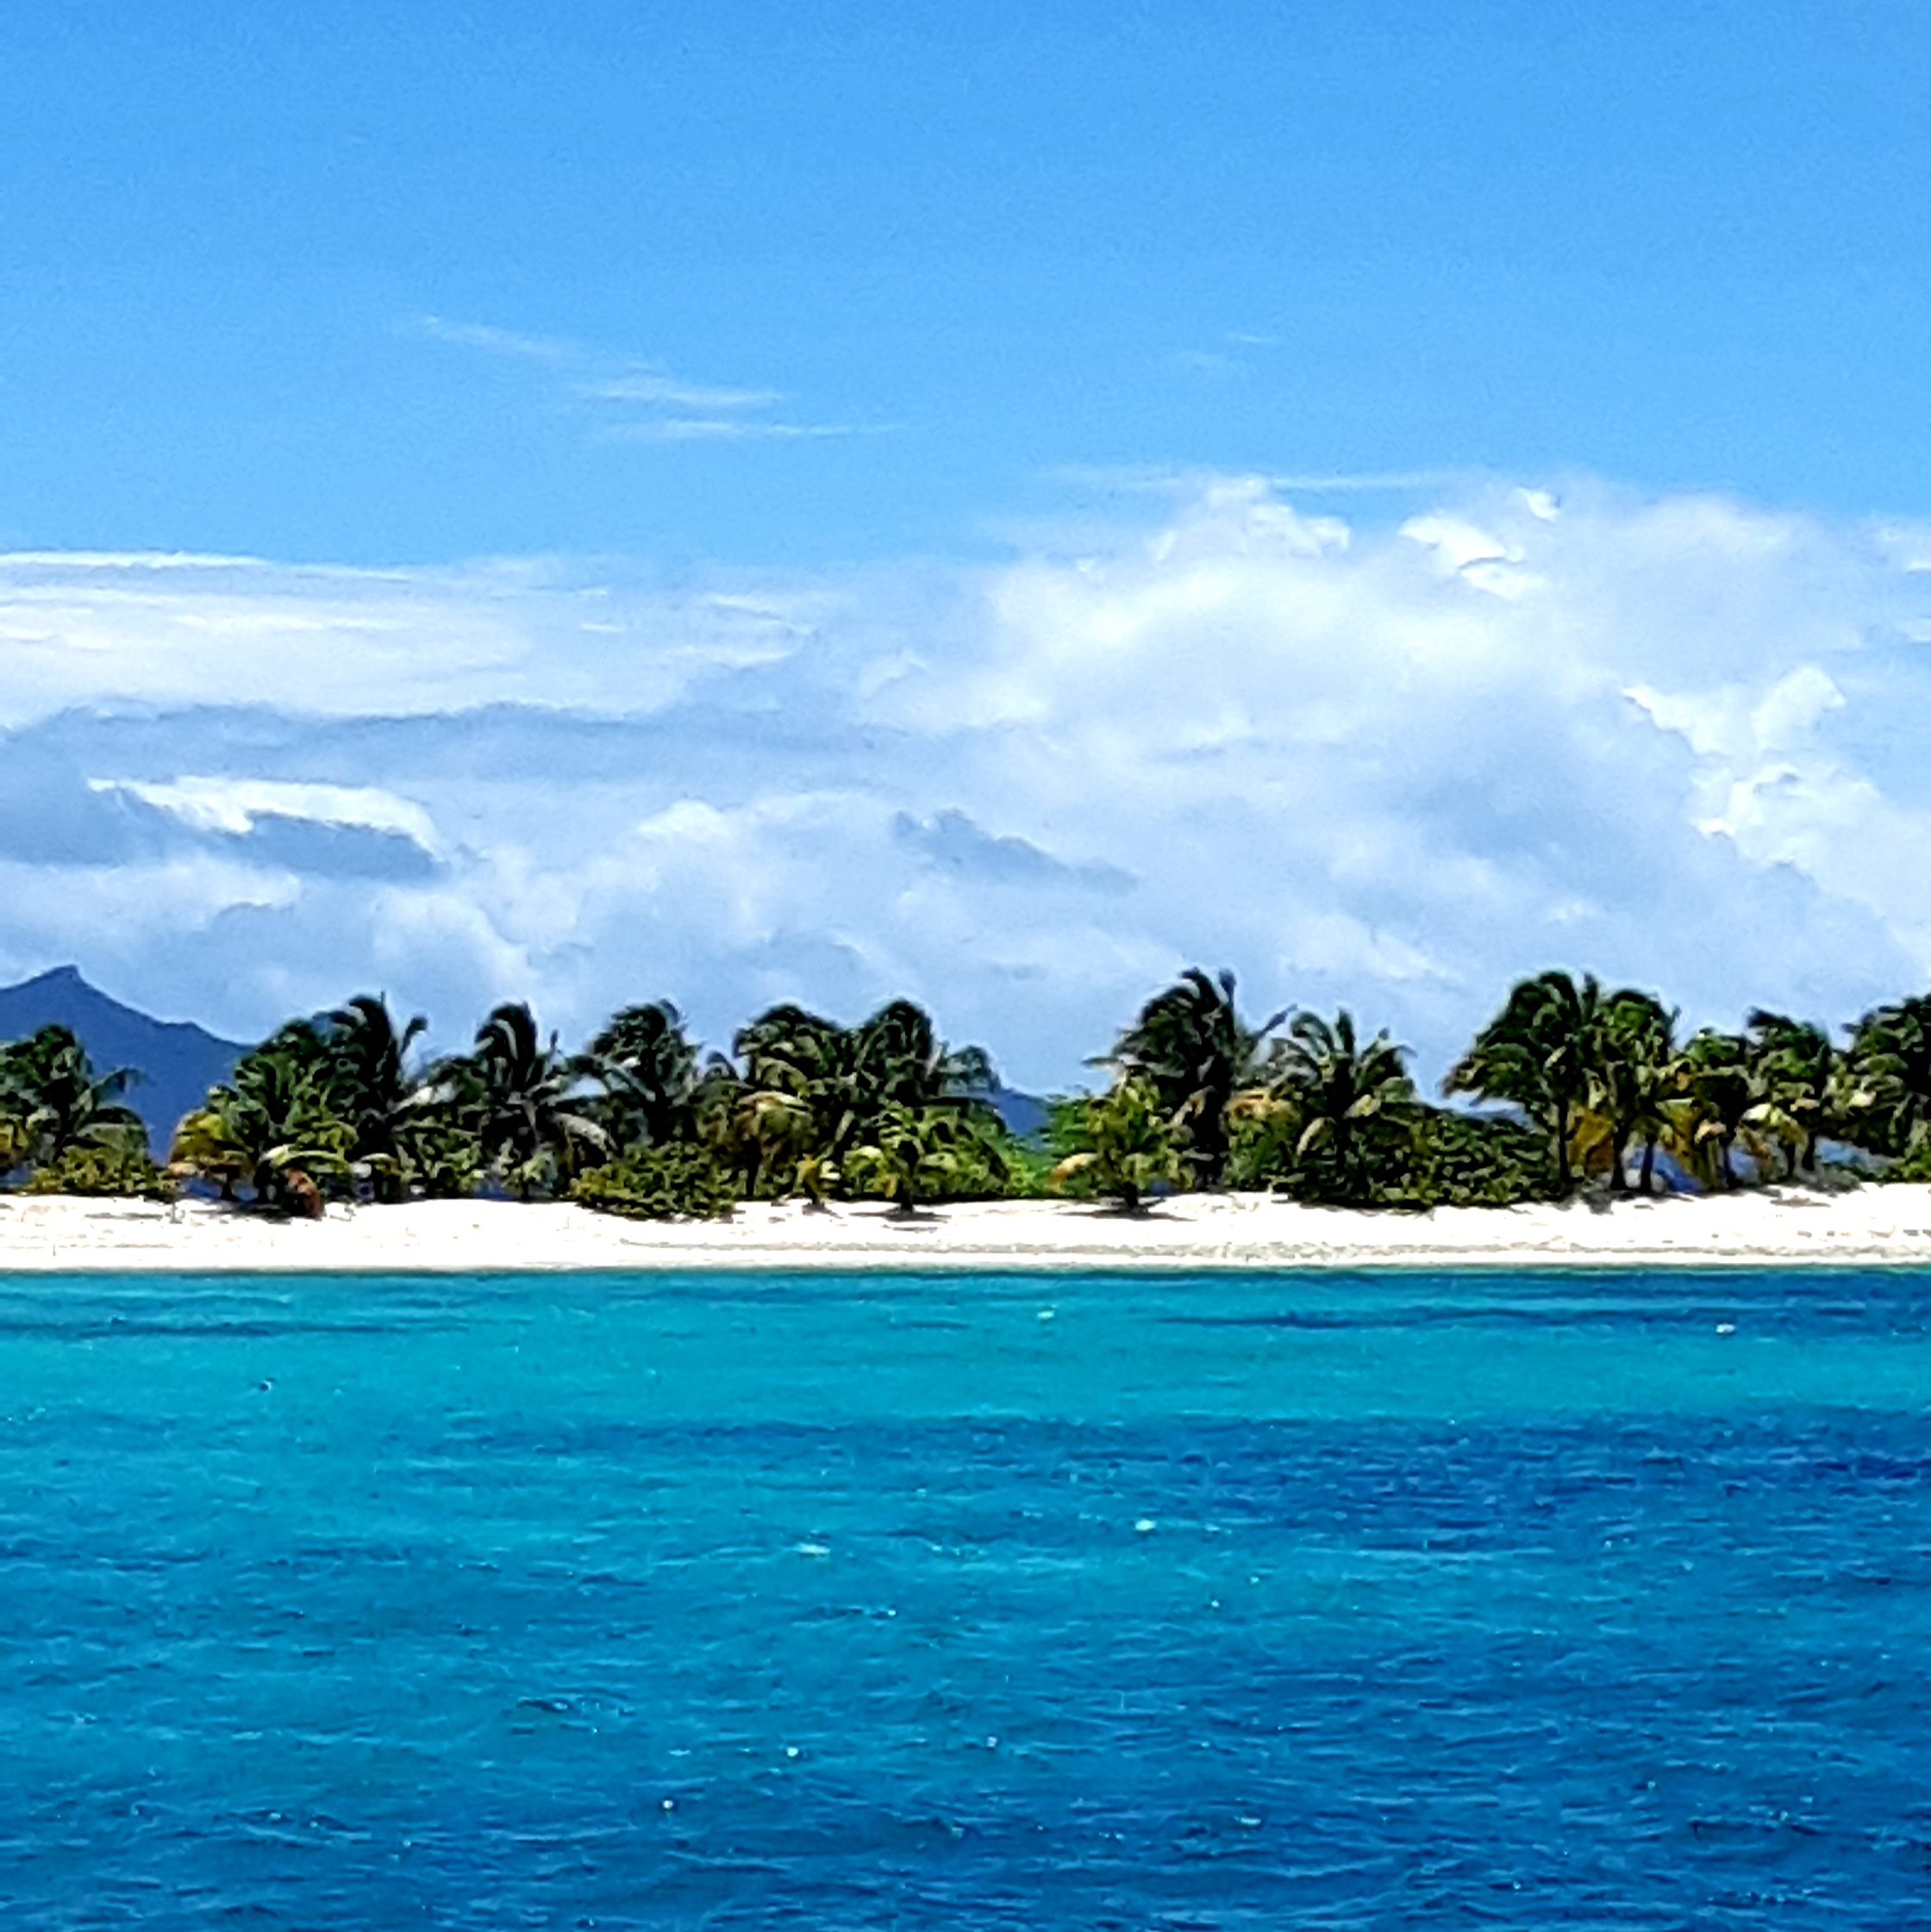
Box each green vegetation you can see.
[1103,967,1281,1189]
[1049,1075,1188,1212]
[568,1143,736,1221]
[0,1024,170,1199]
[0,1024,148,1174]
[25,1141,174,1201]
[5,961,1931,1213]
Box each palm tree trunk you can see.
[1639,1137,1658,1195]
[1609,1133,1628,1192]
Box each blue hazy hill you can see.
[0,966,244,1152]
[988,1081,1049,1140]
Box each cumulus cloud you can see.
[3,474,1931,1088]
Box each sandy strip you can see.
[1,1185,1930,1271]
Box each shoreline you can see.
[2,1185,1931,1272]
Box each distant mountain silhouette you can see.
[988,1081,1049,1140]
[0,966,245,1152]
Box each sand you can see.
[0,1185,1929,1270]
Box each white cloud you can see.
[411,313,872,447]
[95,778,443,849]
[3,474,1931,1087]
[606,417,868,443]
[405,316,575,362]
[581,373,782,411]
[0,550,808,724]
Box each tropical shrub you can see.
[393,1103,486,1200]
[26,1141,176,1200]
[1397,1110,1555,1207]
[1873,1141,1931,1183]
[571,1143,736,1221]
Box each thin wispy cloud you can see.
[1269,467,1478,494]
[409,313,878,447]
[1170,329,1283,378]
[1047,463,1472,499]
[608,418,875,444]
[404,316,575,362]
[581,373,782,411]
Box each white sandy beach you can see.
[2,1185,1931,1270]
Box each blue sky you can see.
[8,0,1930,564]
[4,2,1931,1083]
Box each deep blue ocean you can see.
[5,1266,1931,1927]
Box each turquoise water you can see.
[5,1266,1931,1925]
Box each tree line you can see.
[2,966,1930,1216]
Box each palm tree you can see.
[1049,1074,1187,1214]
[588,1001,703,1148]
[722,998,1000,1203]
[734,1004,846,1094]
[1262,1009,1418,1204]
[725,1004,856,1197]
[393,1054,488,1200]
[0,1025,147,1172]
[845,1102,1003,1216]
[1594,992,1677,1194]
[167,1104,252,1201]
[1743,1010,1838,1179]
[322,995,428,1201]
[464,1003,607,1197]
[1842,993,1931,1158]
[715,1082,822,1202]
[852,998,996,1116]
[1673,1029,1754,1190]
[1445,971,1611,1193]
[1108,969,1283,1189]
[172,1028,352,1210]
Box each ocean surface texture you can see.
[4,1266,1929,1926]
